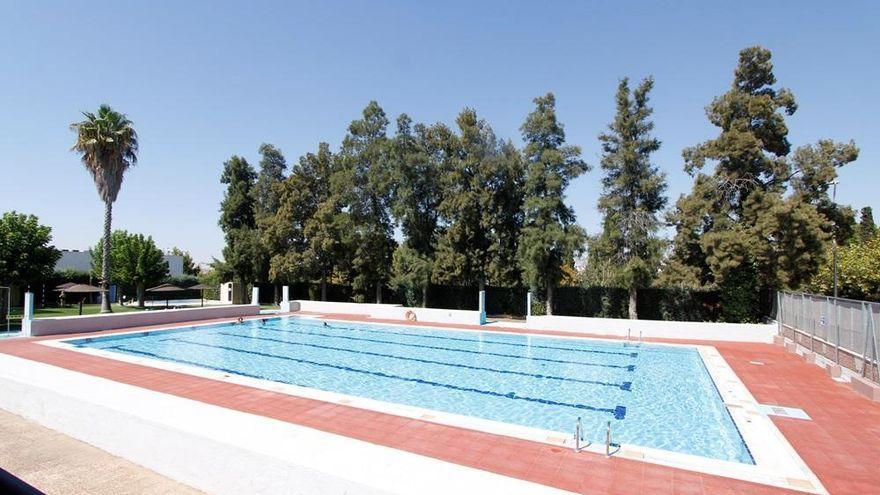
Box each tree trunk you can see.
[546,284,554,316]
[421,284,428,308]
[136,282,145,308]
[375,282,383,304]
[628,287,638,320]
[321,279,328,301]
[478,279,485,292]
[100,201,113,313]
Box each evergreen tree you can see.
[219,155,262,300]
[263,143,348,300]
[253,143,288,221]
[592,77,667,319]
[433,108,498,291]
[388,115,449,306]
[662,47,857,320]
[337,101,396,303]
[517,93,589,315]
[859,206,877,242]
[434,109,526,293]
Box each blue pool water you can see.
[66,317,753,463]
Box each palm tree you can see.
[70,105,139,313]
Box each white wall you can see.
[526,315,776,343]
[291,300,484,326]
[28,304,260,337]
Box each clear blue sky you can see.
[1,0,877,264]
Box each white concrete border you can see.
[0,353,568,495]
[27,304,260,336]
[291,300,484,325]
[34,315,827,493]
[526,314,775,343]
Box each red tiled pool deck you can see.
[1,313,878,495]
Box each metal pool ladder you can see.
[625,328,642,346]
[573,418,616,456]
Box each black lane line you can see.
[283,321,638,358]
[157,338,627,419]
[254,325,636,372]
[209,331,632,391]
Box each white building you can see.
[55,249,186,277]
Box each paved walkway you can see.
[0,313,878,494]
[0,408,202,495]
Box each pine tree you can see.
[253,143,287,221]
[592,77,667,319]
[219,155,261,300]
[338,102,396,303]
[517,93,589,315]
[263,143,349,300]
[662,47,857,319]
[388,115,448,306]
[432,109,526,293]
[433,108,498,292]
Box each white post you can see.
[22,292,34,337]
[478,290,486,325]
[526,292,532,320]
[251,286,260,306]
[280,286,291,312]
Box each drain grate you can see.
[758,404,811,420]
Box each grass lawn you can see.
[10,304,146,319]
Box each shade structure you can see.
[54,282,77,291]
[187,283,212,307]
[56,284,104,315]
[146,283,185,292]
[60,284,104,294]
[146,283,185,309]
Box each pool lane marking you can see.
[285,321,638,358]
[117,339,627,420]
[210,331,632,391]
[255,325,636,372]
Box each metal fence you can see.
[777,291,879,382]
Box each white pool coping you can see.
[35,315,826,494]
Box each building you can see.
[55,250,186,277]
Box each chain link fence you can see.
[777,291,879,383]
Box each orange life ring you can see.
[405,310,418,322]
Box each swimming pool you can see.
[65,317,753,464]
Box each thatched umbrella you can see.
[60,284,105,315]
[146,283,184,309]
[188,283,212,307]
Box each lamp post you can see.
[831,181,839,298]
